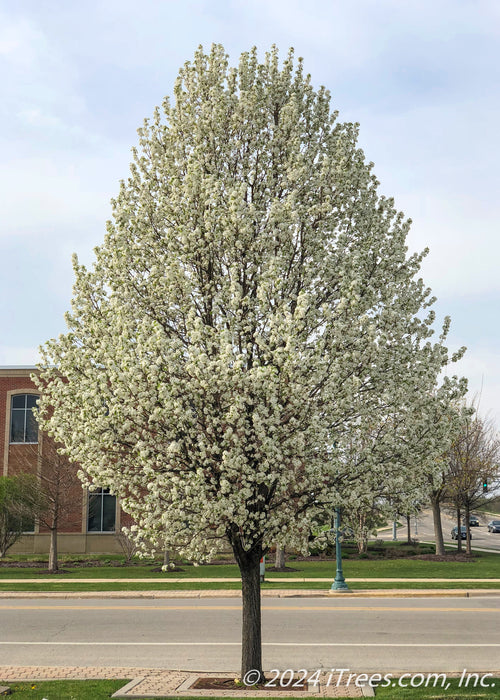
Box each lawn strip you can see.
[0,679,127,699]
[2,553,500,580]
[0,681,330,700]
[374,676,500,698]
[1,580,500,592]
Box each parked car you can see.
[469,516,480,526]
[487,520,500,533]
[451,526,471,540]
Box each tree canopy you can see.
[35,44,466,677]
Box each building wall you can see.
[1,367,124,554]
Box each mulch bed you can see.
[191,677,306,692]
[410,553,475,562]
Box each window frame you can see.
[87,487,117,533]
[9,393,39,444]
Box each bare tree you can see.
[446,413,500,555]
[0,474,46,558]
[21,438,81,572]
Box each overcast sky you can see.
[1,0,499,424]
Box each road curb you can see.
[1,588,500,598]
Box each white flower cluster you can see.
[34,45,466,565]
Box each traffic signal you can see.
[483,479,488,493]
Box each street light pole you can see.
[331,507,349,591]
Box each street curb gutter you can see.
[1,588,500,598]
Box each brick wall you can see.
[1,367,123,552]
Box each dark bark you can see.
[430,493,445,556]
[229,530,264,682]
[406,514,412,544]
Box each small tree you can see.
[36,45,465,679]
[0,474,46,558]
[446,412,500,555]
[20,439,81,572]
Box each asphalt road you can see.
[383,509,500,552]
[1,597,499,674]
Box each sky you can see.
[0,0,499,424]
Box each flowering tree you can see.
[35,45,465,679]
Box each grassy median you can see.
[1,542,499,592]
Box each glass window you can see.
[10,394,39,443]
[87,488,116,532]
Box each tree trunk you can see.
[230,532,264,682]
[357,533,368,554]
[274,546,285,571]
[464,504,471,555]
[356,512,368,554]
[456,506,462,552]
[48,526,58,572]
[430,493,445,556]
[163,548,170,569]
[406,514,412,544]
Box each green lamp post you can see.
[331,507,349,591]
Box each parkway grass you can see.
[2,679,500,700]
[1,553,500,579]
[1,580,500,592]
[0,679,127,699]
[373,677,500,699]
[0,684,325,700]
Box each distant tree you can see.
[0,474,46,558]
[446,411,500,555]
[20,439,81,572]
[36,45,465,680]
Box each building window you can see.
[10,394,39,443]
[87,488,116,532]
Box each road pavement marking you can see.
[1,604,500,612]
[1,641,500,647]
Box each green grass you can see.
[0,679,327,700]
[2,678,499,700]
[0,679,127,699]
[1,579,500,592]
[477,497,500,515]
[1,543,499,592]
[374,676,500,698]
[3,552,500,579]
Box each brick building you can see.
[1,366,124,554]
